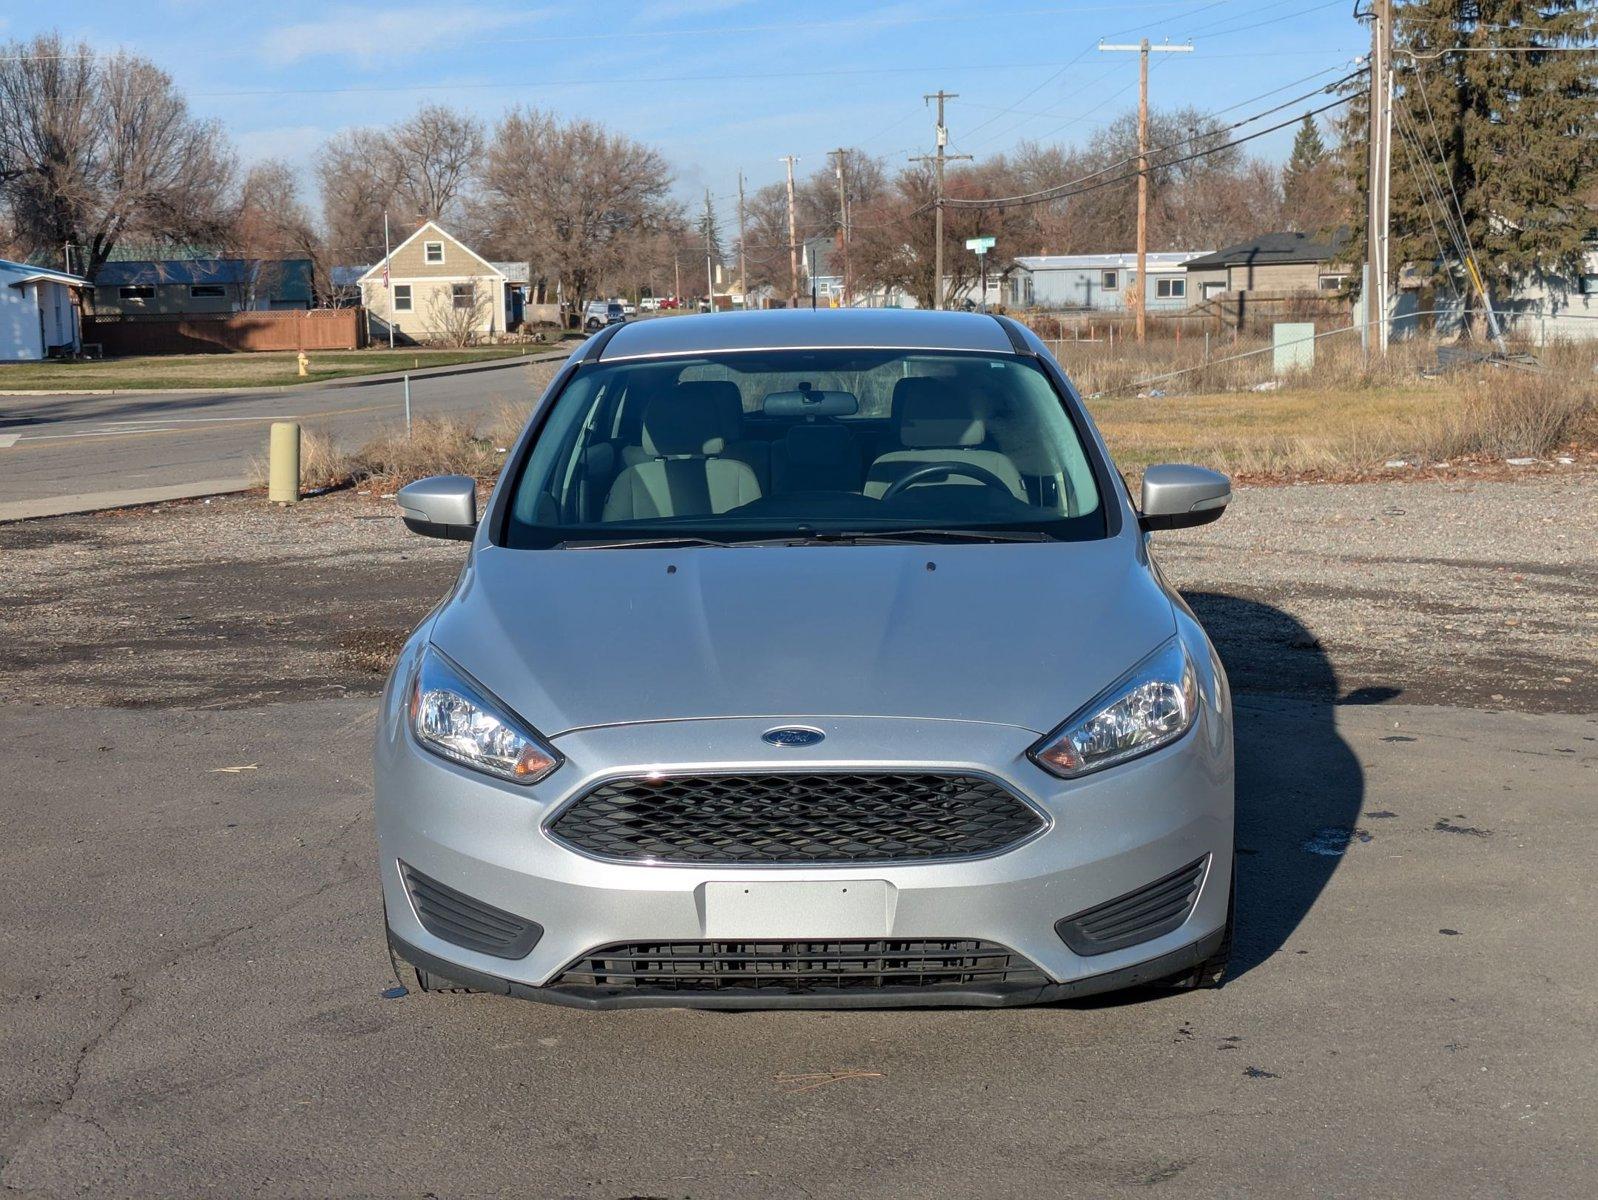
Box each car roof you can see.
[597,308,1017,361]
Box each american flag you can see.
[382,264,390,289]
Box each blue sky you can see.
[14,1,1367,209]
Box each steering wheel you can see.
[881,460,1013,501]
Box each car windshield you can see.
[503,348,1104,547]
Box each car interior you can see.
[510,352,1102,535]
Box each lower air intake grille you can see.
[1056,856,1209,955]
[547,772,1045,865]
[554,940,1047,993]
[401,863,542,960]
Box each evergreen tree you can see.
[698,193,725,264]
[1348,1,1598,301]
[1281,113,1343,232]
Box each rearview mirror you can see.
[1139,464,1231,532]
[396,475,477,540]
[762,389,859,418]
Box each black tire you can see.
[1163,857,1234,990]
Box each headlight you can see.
[1030,637,1198,778]
[408,646,561,784]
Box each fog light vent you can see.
[401,863,542,959]
[1056,856,1209,955]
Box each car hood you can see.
[430,540,1176,737]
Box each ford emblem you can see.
[762,726,825,748]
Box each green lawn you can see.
[0,346,555,392]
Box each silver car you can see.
[377,309,1235,1009]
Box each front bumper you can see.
[376,677,1233,1008]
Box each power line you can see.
[942,86,1355,210]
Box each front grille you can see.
[401,863,543,959]
[1055,856,1209,955]
[547,772,1044,865]
[554,939,1047,993]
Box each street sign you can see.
[965,236,996,254]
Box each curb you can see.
[0,478,255,524]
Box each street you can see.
[0,356,562,521]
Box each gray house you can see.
[1010,252,1209,312]
[89,258,314,316]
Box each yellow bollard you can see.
[297,350,310,376]
[268,422,300,505]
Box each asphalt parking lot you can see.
[2,475,1595,1198]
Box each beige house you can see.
[1182,230,1353,300]
[359,222,521,343]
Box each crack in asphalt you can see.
[0,808,371,1191]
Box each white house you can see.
[0,259,89,361]
[1011,251,1211,312]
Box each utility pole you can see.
[1100,40,1193,343]
[737,171,748,312]
[704,187,716,313]
[779,155,800,310]
[830,148,851,307]
[1105,41,1195,341]
[382,209,394,349]
[910,91,971,310]
[1364,0,1393,358]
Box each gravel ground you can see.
[1,470,1594,712]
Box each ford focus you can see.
[376,308,1235,1009]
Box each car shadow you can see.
[1070,591,1377,1004]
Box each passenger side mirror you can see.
[396,475,478,540]
[1139,464,1231,532]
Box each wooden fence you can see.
[82,308,367,355]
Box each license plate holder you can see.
[701,880,895,938]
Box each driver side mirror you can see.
[1139,464,1231,532]
[396,474,478,540]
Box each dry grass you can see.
[248,397,541,493]
[1049,328,1448,398]
[1090,364,1596,477]
[347,416,506,486]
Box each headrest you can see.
[782,422,855,467]
[892,377,985,449]
[676,380,746,442]
[642,389,728,457]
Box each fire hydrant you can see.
[297,350,310,377]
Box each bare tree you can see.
[851,162,1039,308]
[315,104,484,267]
[315,127,392,266]
[389,104,484,224]
[0,34,235,277]
[423,277,493,347]
[231,159,327,301]
[478,108,673,322]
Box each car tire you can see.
[1163,857,1234,989]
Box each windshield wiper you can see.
[556,534,746,550]
[798,527,1054,545]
